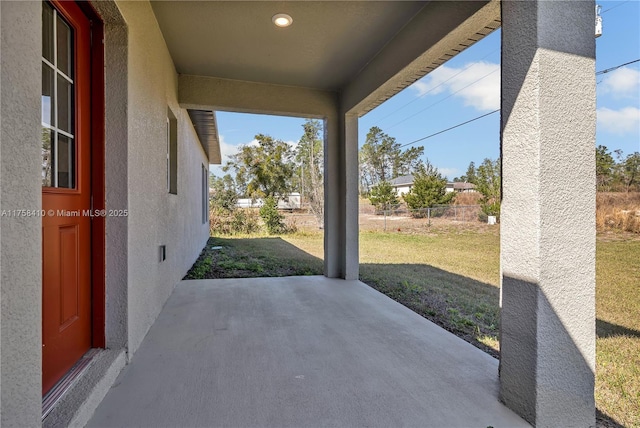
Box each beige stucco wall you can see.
[115,0,210,356]
[0,1,44,425]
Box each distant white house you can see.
[389,175,477,196]
[237,193,301,210]
[389,175,414,196]
[445,182,477,193]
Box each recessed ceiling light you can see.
[272,13,293,28]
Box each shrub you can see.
[259,196,286,234]
[475,158,501,221]
[402,163,454,216]
[369,181,400,213]
[210,207,260,235]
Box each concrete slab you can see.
[88,277,529,427]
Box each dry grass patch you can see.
[597,192,640,234]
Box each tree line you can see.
[211,124,638,232]
[210,119,324,229]
[210,119,500,226]
[360,126,501,220]
[211,122,505,223]
[596,145,640,192]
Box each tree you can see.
[295,119,324,227]
[359,126,424,192]
[596,145,615,191]
[453,161,477,183]
[620,152,640,193]
[402,162,454,214]
[475,158,501,219]
[368,181,400,212]
[224,134,295,199]
[210,174,238,212]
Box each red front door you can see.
[41,0,92,395]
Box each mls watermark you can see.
[1,209,128,218]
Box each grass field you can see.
[186,228,639,426]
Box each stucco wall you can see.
[0,1,43,425]
[500,1,596,425]
[116,0,209,355]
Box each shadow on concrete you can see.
[196,237,606,425]
[597,318,640,339]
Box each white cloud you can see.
[437,167,459,179]
[410,61,500,112]
[599,67,640,99]
[597,107,640,136]
[217,135,237,165]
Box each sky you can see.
[213,1,640,180]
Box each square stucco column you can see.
[324,113,359,280]
[500,1,596,426]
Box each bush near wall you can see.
[210,207,260,235]
[596,192,640,234]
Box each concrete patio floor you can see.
[88,276,529,427]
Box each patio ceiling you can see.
[151,1,429,91]
[152,1,500,163]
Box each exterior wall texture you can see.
[116,0,210,356]
[1,1,209,424]
[500,1,596,425]
[0,2,44,425]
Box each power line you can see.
[392,60,637,149]
[398,110,499,149]
[386,68,498,131]
[601,0,631,14]
[372,48,500,125]
[596,58,640,75]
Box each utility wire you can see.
[372,48,500,124]
[596,58,640,75]
[386,68,498,131]
[393,60,638,149]
[601,0,631,14]
[398,110,499,149]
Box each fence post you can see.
[384,209,387,232]
[428,207,431,227]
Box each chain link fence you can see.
[282,204,484,233]
[359,205,483,232]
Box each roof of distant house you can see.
[389,175,414,186]
[447,182,477,190]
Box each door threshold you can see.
[42,348,100,420]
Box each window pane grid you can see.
[42,2,75,189]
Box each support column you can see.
[500,1,596,426]
[324,111,359,280]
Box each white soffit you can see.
[187,109,222,165]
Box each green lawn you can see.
[186,229,639,426]
[595,239,640,427]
